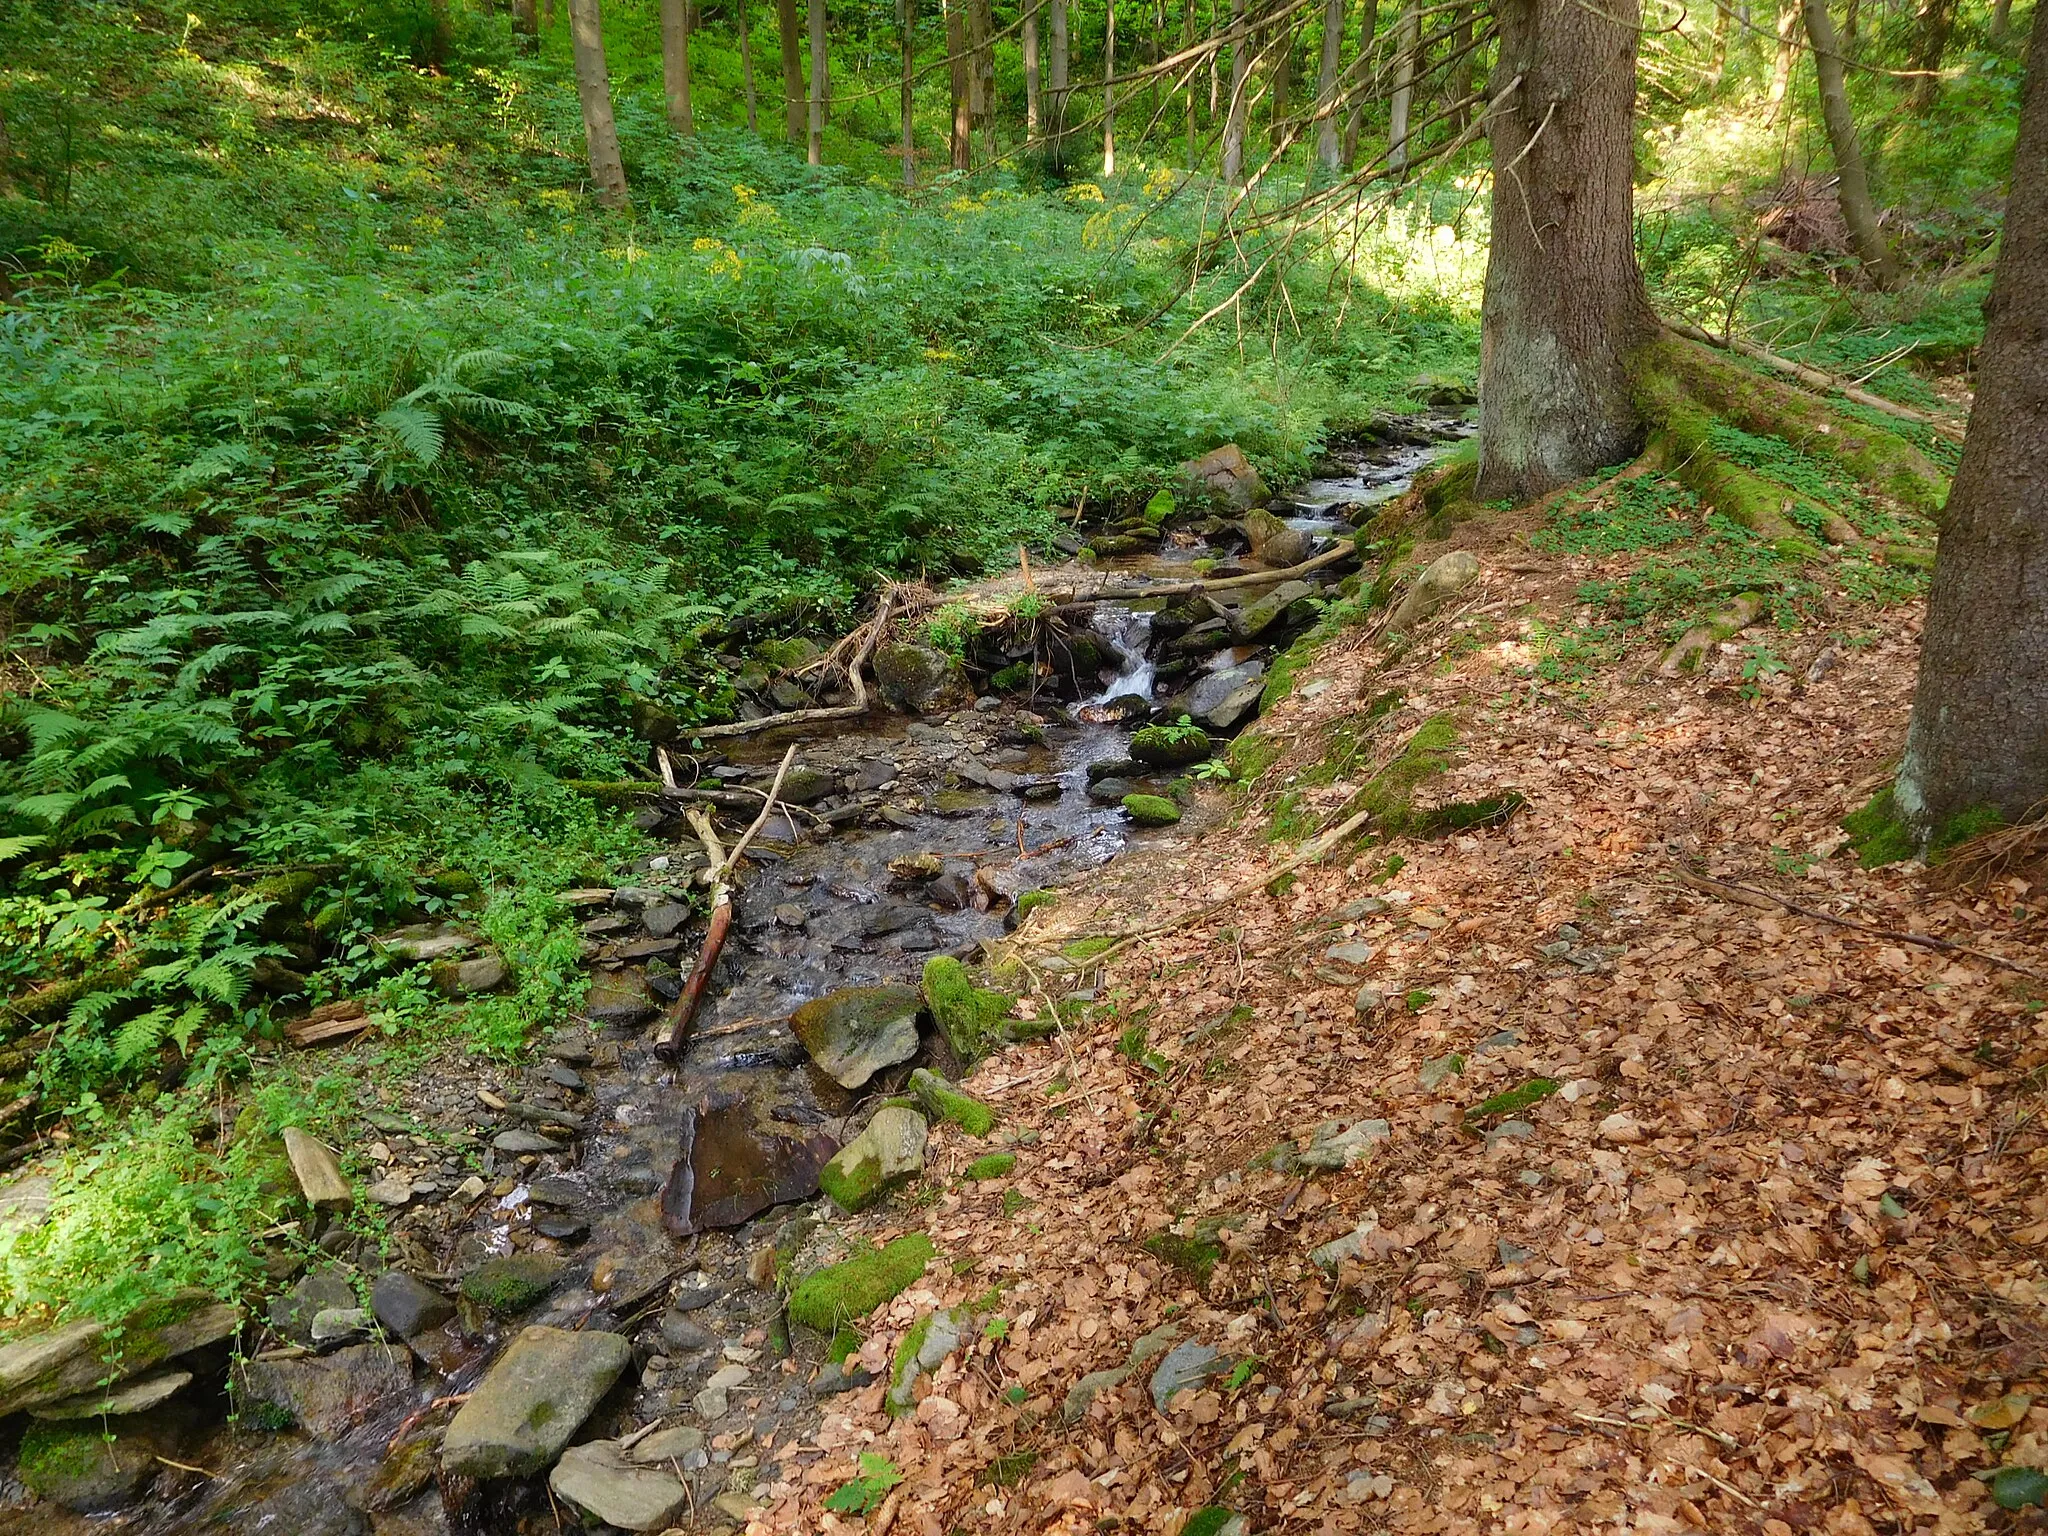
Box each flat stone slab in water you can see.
[31,1367,192,1421]
[0,1288,241,1412]
[240,1342,414,1438]
[659,1098,842,1237]
[789,984,922,1088]
[441,1326,631,1479]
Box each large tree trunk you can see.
[1025,0,1043,140]
[1387,1,1417,171]
[1896,42,2048,838]
[1313,0,1346,171]
[1220,0,1250,183]
[1766,0,1798,123]
[1048,0,1071,171]
[1908,0,1958,110]
[948,0,974,167]
[661,0,696,135]
[1103,0,1118,173]
[1474,0,1660,501]
[511,0,538,40]
[739,0,760,131]
[1803,0,1900,288]
[778,0,806,139]
[807,0,827,164]
[568,0,629,209]
[1446,1,1474,132]
[900,0,918,182]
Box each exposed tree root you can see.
[1665,318,1966,445]
[1625,333,1948,555]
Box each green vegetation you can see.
[1843,787,2003,867]
[823,1453,905,1515]
[1012,889,1058,922]
[786,1234,936,1333]
[962,1152,1016,1180]
[1121,792,1183,826]
[1464,1078,1561,1123]
[1142,1226,1224,1287]
[15,1421,109,1496]
[459,1253,563,1313]
[1061,936,1117,962]
[909,1069,996,1137]
[1338,714,1459,834]
[919,957,1017,1063]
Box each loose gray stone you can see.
[1149,1340,1227,1412]
[240,1342,414,1438]
[888,1309,963,1411]
[441,1327,631,1479]
[1324,941,1376,966]
[371,1273,455,1339]
[819,1104,928,1213]
[1296,1118,1390,1172]
[433,953,509,997]
[269,1267,358,1348]
[309,1307,373,1348]
[1386,550,1481,632]
[31,1368,192,1421]
[492,1129,563,1155]
[1230,580,1316,641]
[549,1440,690,1531]
[527,1175,581,1207]
[642,903,691,939]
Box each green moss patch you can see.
[1142,1229,1224,1288]
[1338,714,1459,834]
[921,957,1018,1063]
[818,1144,891,1214]
[1122,793,1182,826]
[911,1069,996,1137]
[460,1253,565,1314]
[963,1152,1017,1180]
[1062,936,1116,961]
[786,1235,937,1334]
[1013,889,1057,922]
[1464,1078,1560,1124]
[17,1422,107,1494]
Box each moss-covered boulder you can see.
[786,1235,936,1333]
[963,1152,1016,1180]
[1122,793,1183,827]
[920,957,1018,1062]
[874,643,971,715]
[17,1418,165,1511]
[818,1106,928,1214]
[910,1069,996,1137]
[0,1288,241,1415]
[1129,724,1211,768]
[460,1253,567,1315]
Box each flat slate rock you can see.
[659,1099,840,1237]
[31,1367,192,1421]
[549,1440,691,1531]
[0,1288,241,1413]
[441,1326,632,1479]
[240,1342,414,1438]
[788,984,922,1089]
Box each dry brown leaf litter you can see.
[742,555,2048,1536]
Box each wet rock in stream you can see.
[439,1326,631,1479]
[659,1094,842,1236]
[788,983,922,1088]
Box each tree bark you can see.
[1388,0,1417,172]
[1990,0,2012,41]
[901,0,919,182]
[1025,0,1042,140]
[511,0,538,39]
[661,0,696,135]
[1908,0,1958,110]
[1049,0,1071,171]
[778,0,806,140]
[1803,0,1899,288]
[1446,1,1474,132]
[1474,0,1661,501]
[1184,0,1200,166]
[1103,0,1118,173]
[1897,36,2048,837]
[567,0,629,209]
[948,0,974,167]
[1341,0,1379,168]
[971,0,996,136]
[1268,10,1293,146]
[1313,0,1345,171]
[1220,0,1250,183]
[739,0,760,131]
[807,0,827,163]
[1766,0,1798,123]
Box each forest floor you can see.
[744,509,2048,1535]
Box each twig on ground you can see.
[1670,860,2048,983]
[688,586,901,740]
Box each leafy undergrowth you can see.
[748,534,2048,1531]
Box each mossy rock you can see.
[920,957,1018,1063]
[18,1419,160,1511]
[988,661,1034,692]
[460,1253,567,1314]
[1012,889,1057,922]
[1843,786,2001,868]
[1062,936,1116,961]
[786,1235,936,1333]
[755,636,822,670]
[1129,724,1212,768]
[1142,1229,1224,1288]
[910,1068,996,1137]
[963,1152,1016,1180]
[1338,714,1459,834]
[1122,794,1182,827]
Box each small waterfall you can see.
[1087,605,1155,705]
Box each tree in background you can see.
[807,0,827,164]
[1024,0,1043,141]
[737,0,759,131]
[1047,0,1070,171]
[900,0,919,182]
[1267,6,1294,147]
[1475,0,1660,499]
[1387,0,1417,170]
[1312,0,1345,171]
[1766,0,1799,122]
[511,0,538,42]
[948,0,973,166]
[1220,0,1250,182]
[1802,0,1899,287]
[1897,35,2048,839]
[1341,0,1379,167]
[1103,0,1119,173]
[1908,0,1959,110]
[777,0,805,140]
[567,0,629,209]
[661,0,696,135]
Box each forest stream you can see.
[0,429,1467,1536]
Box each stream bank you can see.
[0,418,1468,1536]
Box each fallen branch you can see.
[652,746,796,1060]
[1669,861,2048,983]
[1069,803,1378,971]
[687,586,900,741]
[1665,319,1965,443]
[1041,537,1364,610]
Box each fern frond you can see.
[374,404,445,467]
[114,1005,176,1068]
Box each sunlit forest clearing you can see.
[1,0,2044,1529]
